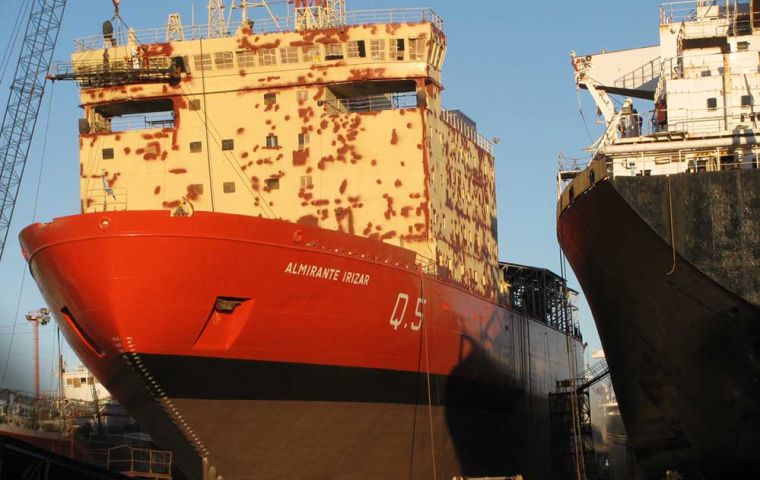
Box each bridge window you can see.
[237,50,255,68]
[190,141,203,153]
[264,93,277,105]
[265,178,280,190]
[742,95,753,107]
[280,47,299,64]
[266,134,279,148]
[389,39,405,61]
[347,40,366,58]
[707,97,718,110]
[215,52,234,70]
[222,139,234,151]
[259,48,277,66]
[302,46,320,62]
[193,53,212,71]
[409,38,425,61]
[325,43,344,60]
[223,182,236,193]
[370,40,385,60]
[102,148,114,160]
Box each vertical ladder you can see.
[0,0,67,263]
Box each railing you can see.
[440,109,495,155]
[661,0,721,25]
[614,58,662,90]
[660,0,752,36]
[106,445,172,479]
[85,188,128,212]
[91,113,175,133]
[609,154,760,177]
[322,92,418,114]
[74,8,442,52]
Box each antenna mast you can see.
[232,0,282,30]
[208,0,227,38]
[293,0,346,31]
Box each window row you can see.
[192,37,428,72]
[100,132,310,159]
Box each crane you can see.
[0,0,67,264]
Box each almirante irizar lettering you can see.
[284,262,370,286]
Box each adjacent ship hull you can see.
[21,211,583,480]
[558,169,760,479]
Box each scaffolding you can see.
[501,263,581,337]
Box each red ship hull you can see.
[20,211,581,480]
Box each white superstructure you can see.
[568,0,760,179]
[62,366,111,403]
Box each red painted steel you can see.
[20,211,511,383]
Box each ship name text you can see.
[284,262,370,286]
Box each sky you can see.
[0,0,663,392]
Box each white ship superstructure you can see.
[565,0,760,182]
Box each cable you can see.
[576,89,594,144]
[419,265,437,480]
[0,0,32,88]
[179,82,277,218]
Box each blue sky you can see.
[0,0,662,392]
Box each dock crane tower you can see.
[0,0,66,263]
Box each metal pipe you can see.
[600,133,759,154]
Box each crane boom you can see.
[0,0,67,263]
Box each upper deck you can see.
[71,8,443,52]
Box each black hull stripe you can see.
[135,354,528,410]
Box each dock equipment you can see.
[0,0,66,263]
[0,434,128,480]
[550,359,611,480]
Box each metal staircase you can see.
[0,0,67,263]
[550,359,611,480]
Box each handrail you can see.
[440,109,494,155]
[73,8,442,52]
[322,92,418,114]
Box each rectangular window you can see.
[237,50,255,68]
[147,56,171,69]
[102,148,114,160]
[298,133,309,150]
[296,90,308,103]
[409,38,425,61]
[223,181,236,193]
[325,43,344,60]
[264,93,277,105]
[742,94,753,106]
[302,46,320,62]
[190,141,203,153]
[370,40,385,60]
[300,175,313,188]
[280,47,299,64]
[214,51,234,69]
[193,53,212,71]
[738,41,750,51]
[222,139,234,150]
[266,134,279,148]
[189,99,202,111]
[265,178,280,190]
[389,39,405,60]
[259,48,277,66]
[347,40,366,58]
[707,97,718,110]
